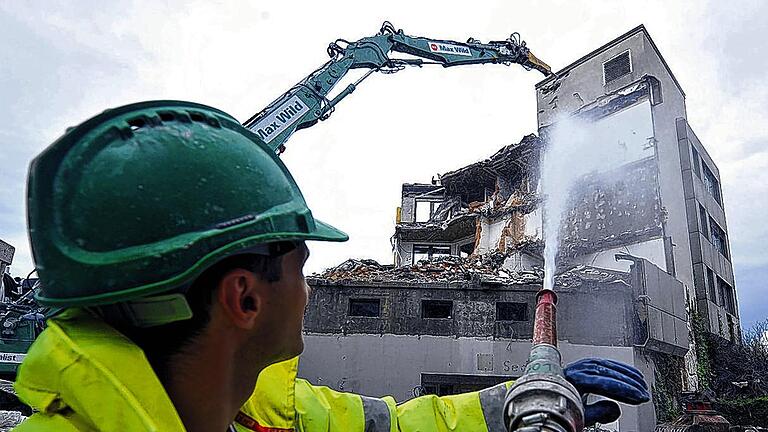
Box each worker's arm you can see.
[296,359,650,432]
[293,378,510,432]
[233,357,509,432]
[236,376,510,432]
[234,358,649,432]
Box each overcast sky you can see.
[1,1,766,328]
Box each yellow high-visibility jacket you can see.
[13,309,509,431]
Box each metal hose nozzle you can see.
[503,290,584,432]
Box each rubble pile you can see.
[313,243,630,290]
[556,265,631,288]
[0,380,26,430]
[313,252,543,285]
[0,411,25,431]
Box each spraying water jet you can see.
[504,115,633,432]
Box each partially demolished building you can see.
[299,26,739,431]
[393,134,543,268]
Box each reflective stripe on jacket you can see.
[237,358,511,432]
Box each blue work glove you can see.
[564,358,651,426]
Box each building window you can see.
[718,278,736,315]
[702,164,722,205]
[415,200,443,222]
[422,299,453,319]
[348,298,381,317]
[459,242,475,258]
[728,314,737,341]
[603,50,631,84]
[496,302,528,321]
[691,146,701,178]
[483,188,495,202]
[706,267,717,304]
[413,244,451,264]
[709,219,729,259]
[699,204,709,238]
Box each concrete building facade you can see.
[302,253,686,430]
[534,25,738,343]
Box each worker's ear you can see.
[216,268,263,329]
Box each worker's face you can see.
[259,242,310,363]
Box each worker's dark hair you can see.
[112,242,294,383]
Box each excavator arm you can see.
[243,21,551,154]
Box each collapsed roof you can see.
[394,134,543,245]
[439,134,541,204]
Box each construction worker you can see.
[14,100,649,431]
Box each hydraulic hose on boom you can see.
[243,21,551,154]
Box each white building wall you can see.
[301,333,645,431]
[572,238,667,273]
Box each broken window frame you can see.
[698,204,709,238]
[709,218,729,259]
[413,188,447,223]
[495,302,528,322]
[691,145,701,178]
[412,244,452,264]
[483,188,495,202]
[348,298,382,318]
[717,277,736,315]
[415,200,435,222]
[459,241,475,258]
[702,163,722,205]
[706,267,717,304]
[421,299,453,319]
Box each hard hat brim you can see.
[34,219,349,307]
[307,219,349,242]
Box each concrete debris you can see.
[394,135,543,266]
[313,247,628,289]
[537,70,569,96]
[315,253,541,285]
[555,265,631,288]
[440,134,541,202]
[468,190,540,220]
[395,211,477,242]
[0,411,25,431]
[0,382,13,397]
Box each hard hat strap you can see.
[94,293,194,328]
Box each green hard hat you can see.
[28,100,348,308]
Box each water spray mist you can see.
[504,115,634,432]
